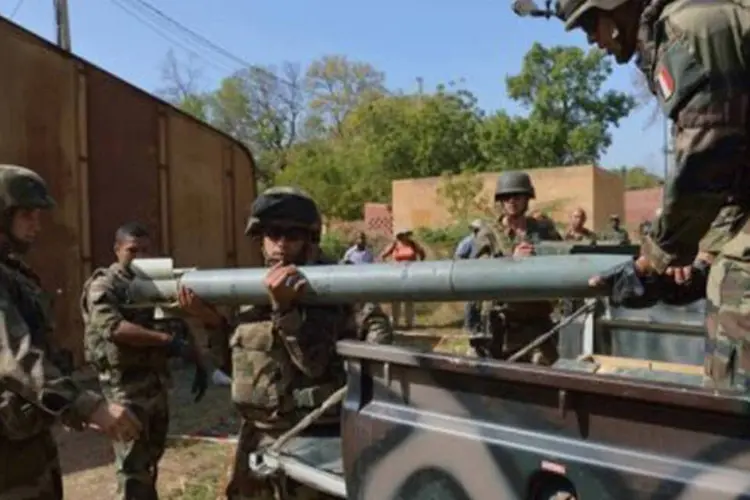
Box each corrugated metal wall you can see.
[0,18,261,366]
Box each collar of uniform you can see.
[110,262,134,279]
[500,215,538,236]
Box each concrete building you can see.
[391,165,625,233]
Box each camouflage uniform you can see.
[563,227,597,244]
[82,263,171,499]
[560,0,750,389]
[599,216,630,245]
[472,172,563,365]
[0,165,105,499]
[225,187,351,500]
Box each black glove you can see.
[598,259,710,309]
[166,335,193,360]
[597,259,661,309]
[660,259,710,306]
[191,365,208,403]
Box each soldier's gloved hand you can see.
[661,259,710,306]
[588,259,661,309]
[166,335,199,363]
[191,364,208,403]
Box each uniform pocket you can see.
[230,322,293,419]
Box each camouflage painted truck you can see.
[128,250,750,500]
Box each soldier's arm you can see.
[470,228,502,258]
[642,15,750,272]
[378,242,396,261]
[358,303,394,344]
[273,305,343,379]
[86,275,171,347]
[0,288,103,420]
[414,242,427,261]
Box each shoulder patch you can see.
[656,65,675,101]
[654,37,708,118]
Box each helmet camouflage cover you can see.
[495,171,536,199]
[245,186,321,239]
[556,0,631,31]
[0,164,56,213]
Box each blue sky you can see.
[4,0,668,175]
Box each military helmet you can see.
[0,165,56,213]
[245,186,321,239]
[495,171,536,200]
[557,0,631,31]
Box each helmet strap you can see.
[0,209,29,255]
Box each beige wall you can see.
[392,165,625,233]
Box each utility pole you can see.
[54,0,71,52]
[661,115,673,209]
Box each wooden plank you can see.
[591,355,704,376]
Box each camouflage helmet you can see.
[245,186,321,240]
[557,0,631,31]
[0,165,56,213]
[495,171,536,200]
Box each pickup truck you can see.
[127,249,749,499]
[247,298,750,500]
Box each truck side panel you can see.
[340,342,750,500]
[0,17,260,366]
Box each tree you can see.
[483,43,637,169]
[157,50,210,121]
[208,63,306,184]
[305,55,387,136]
[436,171,492,222]
[276,138,383,224]
[621,166,664,190]
[342,84,487,180]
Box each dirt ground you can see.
[58,319,469,499]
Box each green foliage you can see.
[159,43,639,223]
[319,230,350,260]
[436,170,492,223]
[483,43,637,169]
[414,224,467,253]
[619,166,664,190]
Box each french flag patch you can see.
[656,65,675,101]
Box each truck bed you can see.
[334,341,750,500]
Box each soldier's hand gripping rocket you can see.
[264,263,307,310]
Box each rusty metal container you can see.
[0,18,261,366]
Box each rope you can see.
[508,301,596,362]
[267,386,347,453]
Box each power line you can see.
[9,0,25,19]
[115,0,297,88]
[109,0,235,75]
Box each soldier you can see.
[550,0,750,390]
[563,207,597,244]
[0,165,141,499]
[177,187,379,499]
[471,171,563,365]
[341,259,394,344]
[81,222,208,499]
[599,214,630,245]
